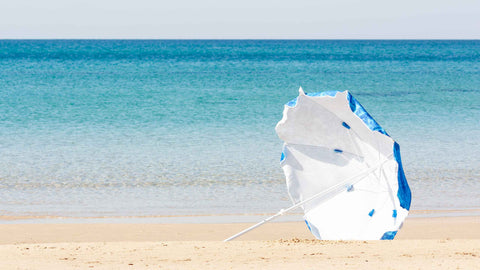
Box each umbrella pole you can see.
[223,210,285,242]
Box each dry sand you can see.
[0,216,479,269]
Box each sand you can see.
[0,216,479,269]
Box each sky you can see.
[0,0,479,39]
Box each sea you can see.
[0,40,479,222]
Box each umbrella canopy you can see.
[275,88,411,240]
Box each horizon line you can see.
[1,38,479,41]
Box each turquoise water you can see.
[0,40,479,218]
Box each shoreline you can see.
[1,208,480,224]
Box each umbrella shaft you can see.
[223,214,281,242]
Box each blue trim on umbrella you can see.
[346,92,388,136]
[393,142,412,210]
[304,219,321,239]
[285,90,338,107]
[305,219,312,231]
[380,231,398,240]
[286,97,298,107]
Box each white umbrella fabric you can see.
[225,88,411,241]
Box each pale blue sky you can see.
[1,0,479,39]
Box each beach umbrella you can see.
[225,88,411,241]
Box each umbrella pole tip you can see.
[298,86,305,95]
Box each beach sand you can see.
[0,216,478,269]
